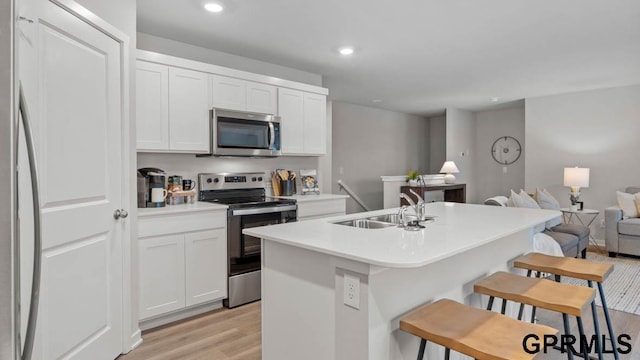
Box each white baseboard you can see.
[139,300,224,331]
[128,329,143,352]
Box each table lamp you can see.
[440,161,460,184]
[563,167,589,211]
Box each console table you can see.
[400,184,466,205]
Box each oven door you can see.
[212,108,281,157]
[227,205,296,276]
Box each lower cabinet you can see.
[139,222,226,320]
[297,198,347,221]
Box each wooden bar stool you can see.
[474,271,595,360]
[399,299,558,360]
[514,253,616,360]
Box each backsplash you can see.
[137,153,324,194]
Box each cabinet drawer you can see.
[139,211,226,238]
[297,199,346,219]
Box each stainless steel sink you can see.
[332,219,397,229]
[366,214,402,224]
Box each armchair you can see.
[605,186,640,257]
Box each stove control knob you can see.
[206,178,212,183]
[258,177,263,181]
[213,178,220,183]
[251,177,257,182]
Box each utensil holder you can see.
[281,180,294,196]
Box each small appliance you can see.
[138,167,167,208]
[208,108,281,157]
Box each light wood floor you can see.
[120,300,640,360]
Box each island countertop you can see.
[244,202,560,268]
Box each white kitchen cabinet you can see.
[168,68,211,153]
[135,61,210,153]
[246,82,277,114]
[211,74,246,111]
[278,88,327,155]
[139,234,186,320]
[138,209,227,323]
[136,61,169,150]
[278,88,305,154]
[185,229,226,307]
[212,75,277,115]
[296,196,347,221]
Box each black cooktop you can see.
[199,188,295,209]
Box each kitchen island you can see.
[244,202,560,360]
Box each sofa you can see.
[605,186,640,257]
[485,195,589,258]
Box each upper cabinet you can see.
[278,89,327,155]
[136,61,210,153]
[136,50,328,156]
[212,75,277,115]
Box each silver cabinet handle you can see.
[18,82,41,360]
[113,209,128,219]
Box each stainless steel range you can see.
[198,172,297,308]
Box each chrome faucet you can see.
[399,193,426,227]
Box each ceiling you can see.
[137,0,640,116]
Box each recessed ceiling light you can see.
[372,99,382,103]
[204,3,224,13]
[338,47,354,56]
[491,97,500,102]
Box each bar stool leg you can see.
[576,316,590,359]
[417,339,426,360]
[563,313,575,360]
[518,270,533,321]
[595,282,619,360]
[444,348,450,360]
[486,296,494,311]
[500,299,507,315]
[529,271,542,323]
[588,281,604,360]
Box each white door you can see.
[246,82,277,114]
[18,0,124,358]
[278,88,304,154]
[168,68,210,153]
[136,61,169,151]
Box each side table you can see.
[559,208,604,254]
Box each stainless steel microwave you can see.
[210,108,281,157]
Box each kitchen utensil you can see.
[272,172,281,196]
[278,169,289,181]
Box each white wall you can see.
[137,32,322,86]
[445,108,477,203]
[525,85,640,240]
[474,107,526,202]
[429,116,446,173]
[331,102,430,213]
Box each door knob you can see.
[113,209,129,219]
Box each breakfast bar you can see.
[244,202,561,360]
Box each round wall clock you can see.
[491,136,522,165]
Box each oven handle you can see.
[230,204,297,216]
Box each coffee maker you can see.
[138,167,167,208]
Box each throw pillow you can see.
[616,191,639,218]
[512,190,541,209]
[536,188,561,210]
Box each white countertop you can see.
[137,201,228,217]
[269,193,349,203]
[244,202,561,268]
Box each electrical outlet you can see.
[343,274,360,309]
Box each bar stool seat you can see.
[513,252,617,360]
[400,299,558,360]
[474,271,595,317]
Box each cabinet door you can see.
[139,234,186,320]
[278,88,304,154]
[246,82,277,114]
[168,68,210,153]
[136,61,169,150]
[212,75,246,111]
[185,228,227,307]
[303,93,327,155]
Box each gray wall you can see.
[429,116,446,173]
[445,108,477,203]
[137,32,322,86]
[331,102,430,214]
[525,85,640,241]
[474,107,525,202]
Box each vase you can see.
[408,180,418,186]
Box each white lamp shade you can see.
[563,167,590,188]
[440,161,459,174]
